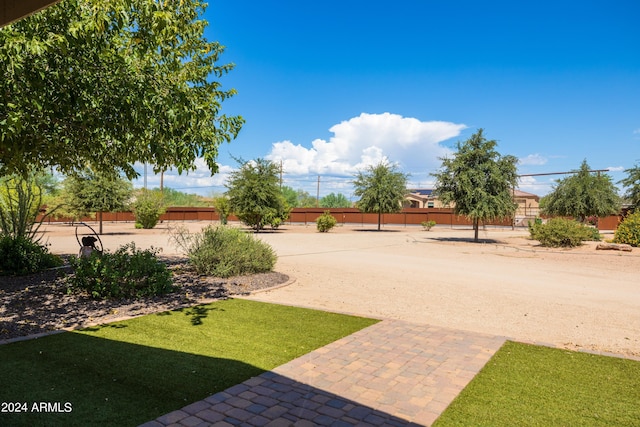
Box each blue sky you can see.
[134,0,640,199]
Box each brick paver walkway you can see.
[140,320,506,427]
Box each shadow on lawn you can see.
[0,331,422,427]
[0,331,264,426]
[155,304,224,326]
[0,332,420,426]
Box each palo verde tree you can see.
[353,161,408,231]
[62,169,133,234]
[226,158,290,232]
[540,159,621,222]
[432,129,518,242]
[0,0,243,179]
[619,164,640,212]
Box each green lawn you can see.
[0,299,378,427]
[433,341,640,427]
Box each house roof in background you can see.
[408,189,434,197]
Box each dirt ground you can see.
[34,220,640,358]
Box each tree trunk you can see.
[377,212,381,231]
[473,217,479,242]
[99,211,103,235]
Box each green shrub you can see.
[316,211,337,232]
[421,220,436,231]
[212,196,231,225]
[133,190,165,229]
[67,243,174,299]
[171,225,276,278]
[614,211,640,247]
[529,218,598,248]
[0,235,62,276]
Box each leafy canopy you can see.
[619,164,640,212]
[281,186,317,208]
[226,158,290,232]
[320,192,351,208]
[0,0,243,179]
[540,160,620,221]
[432,129,518,241]
[61,169,132,234]
[353,161,408,230]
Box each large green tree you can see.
[353,161,408,231]
[320,192,351,208]
[619,164,640,212]
[541,160,621,222]
[281,186,317,208]
[432,129,518,242]
[0,0,243,179]
[226,158,290,232]
[62,169,132,234]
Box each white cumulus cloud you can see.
[519,154,548,166]
[266,112,466,177]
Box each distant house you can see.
[511,189,540,218]
[403,188,541,224]
[403,189,445,208]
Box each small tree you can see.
[540,160,621,222]
[212,195,231,225]
[353,161,408,231]
[226,158,290,232]
[62,169,133,234]
[432,129,518,242]
[320,193,352,208]
[619,164,640,212]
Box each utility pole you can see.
[316,176,320,208]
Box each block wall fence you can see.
[38,207,625,231]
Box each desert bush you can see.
[133,190,165,229]
[67,243,174,299]
[170,225,276,277]
[529,218,598,247]
[0,235,62,276]
[316,211,337,232]
[421,220,436,231]
[614,211,640,247]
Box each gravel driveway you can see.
[26,221,640,358]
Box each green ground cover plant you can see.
[171,225,276,277]
[67,243,174,299]
[0,299,378,426]
[421,220,436,231]
[0,235,62,276]
[433,341,640,427]
[529,217,600,247]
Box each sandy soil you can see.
[35,221,640,358]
